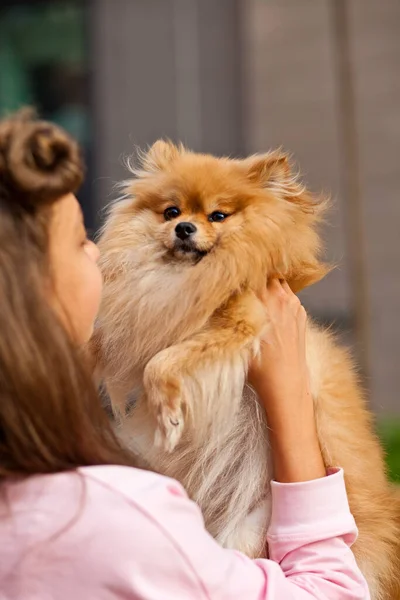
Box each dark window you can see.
[0,0,94,230]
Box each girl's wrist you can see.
[256,387,326,483]
[270,430,326,483]
[254,376,312,420]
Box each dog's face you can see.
[131,153,258,263]
[146,188,247,263]
[121,140,328,290]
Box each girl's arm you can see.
[249,278,326,483]
[73,465,370,600]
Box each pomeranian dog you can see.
[92,141,400,600]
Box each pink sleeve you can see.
[89,468,370,600]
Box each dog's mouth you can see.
[171,240,209,262]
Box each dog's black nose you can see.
[175,222,197,240]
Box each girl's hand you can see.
[248,279,326,483]
[248,279,309,411]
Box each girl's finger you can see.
[298,304,307,322]
[281,280,302,309]
[297,305,307,338]
[281,280,301,305]
[260,278,284,310]
[280,280,292,295]
[267,278,285,295]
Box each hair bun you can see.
[0,108,84,209]
[30,126,70,170]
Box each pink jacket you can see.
[0,465,369,599]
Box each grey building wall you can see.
[243,0,400,413]
[350,0,400,413]
[91,0,244,216]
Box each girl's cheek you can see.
[85,240,100,263]
[84,243,103,303]
[93,263,103,311]
[79,267,103,345]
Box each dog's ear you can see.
[287,262,331,293]
[243,150,313,205]
[244,150,291,187]
[142,140,181,172]
[243,151,331,291]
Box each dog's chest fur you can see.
[115,327,326,559]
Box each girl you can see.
[0,110,369,599]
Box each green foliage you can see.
[378,420,400,483]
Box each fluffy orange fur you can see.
[93,141,400,600]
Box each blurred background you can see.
[0,0,399,479]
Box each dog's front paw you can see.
[143,359,185,452]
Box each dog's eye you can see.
[164,207,181,221]
[208,211,228,223]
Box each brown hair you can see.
[0,109,133,478]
